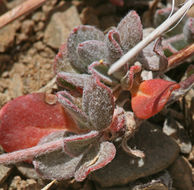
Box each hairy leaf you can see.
[33,131,83,180]
[88,61,119,86]
[154,8,188,37]
[77,40,109,65]
[67,25,104,72]
[121,65,142,90]
[63,131,99,157]
[57,91,90,130]
[105,29,123,63]
[54,43,70,74]
[183,17,194,43]
[0,93,78,152]
[167,74,194,105]
[82,79,114,130]
[117,11,143,53]
[138,38,168,71]
[74,141,116,181]
[57,72,90,96]
[109,107,125,132]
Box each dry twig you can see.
[0,0,46,29]
[41,180,57,190]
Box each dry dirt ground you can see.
[0,0,194,190]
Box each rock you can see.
[21,20,34,35]
[100,15,119,30]
[34,21,45,32]
[16,163,39,179]
[95,3,116,16]
[0,23,16,52]
[163,116,192,154]
[9,73,23,98]
[91,122,179,187]
[9,176,39,190]
[0,79,9,93]
[80,180,95,190]
[42,0,58,15]
[44,5,81,49]
[36,31,44,40]
[82,0,104,6]
[72,0,85,12]
[95,185,129,190]
[34,41,46,51]
[128,171,172,190]
[0,54,10,64]
[80,7,100,27]
[95,180,169,190]
[0,0,7,15]
[0,54,11,73]
[0,93,8,108]
[32,11,46,22]
[168,156,193,190]
[131,182,168,190]
[188,147,194,164]
[0,165,13,185]
[192,168,194,183]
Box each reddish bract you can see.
[131,79,180,119]
[0,93,79,152]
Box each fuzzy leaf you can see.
[33,131,83,180]
[67,25,104,72]
[57,91,90,130]
[54,43,70,74]
[63,131,99,157]
[121,65,142,90]
[109,107,125,133]
[82,78,114,130]
[77,40,109,65]
[167,74,194,105]
[88,61,119,86]
[117,11,143,53]
[183,17,194,43]
[74,141,116,182]
[0,93,79,153]
[138,38,168,71]
[154,8,188,37]
[57,72,90,96]
[131,79,180,119]
[105,29,123,63]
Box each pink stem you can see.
[0,139,63,165]
[166,43,194,72]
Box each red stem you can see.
[0,139,63,165]
[167,43,194,71]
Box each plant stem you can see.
[0,0,46,29]
[167,74,194,105]
[166,43,194,71]
[0,139,63,165]
[108,0,194,75]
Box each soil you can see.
[0,0,193,190]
